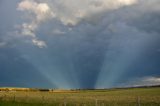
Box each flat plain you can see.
[0,87,160,106]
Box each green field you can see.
[0,87,160,106]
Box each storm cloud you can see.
[0,0,160,89]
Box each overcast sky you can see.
[0,0,160,89]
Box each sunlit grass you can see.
[0,87,160,106]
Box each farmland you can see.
[0,87,160,106]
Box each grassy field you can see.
[0,87,160,106]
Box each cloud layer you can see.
[16,0,138,48]
[17,0,54,48]
[122,77,160,87]
[0,0,160,88]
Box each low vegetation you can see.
[0,87,160,106]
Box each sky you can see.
[0,0,160,89]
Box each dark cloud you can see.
[0,0,160,89]
[0,47,55,88]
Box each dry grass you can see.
[0,87,160,106]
